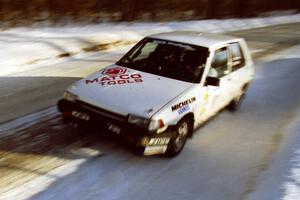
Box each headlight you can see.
[127,114,165,132]
[149,119,165,132]
[127,115,149,128]
[63,91,77,102]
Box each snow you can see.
[283,144,300,200]
[1,14,300,76]
[0,159,88,200]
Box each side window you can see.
[229,42,245,71]
[208,47,229,78]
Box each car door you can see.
[228,42,248,96]
[205,46,233,113]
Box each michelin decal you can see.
[172,97,196,114]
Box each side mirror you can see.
[205,77,220,87]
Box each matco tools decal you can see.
[102,67,127,75]
[85,67,143,86]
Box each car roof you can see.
[148,31,241,48]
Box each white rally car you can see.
[57,31,254,156]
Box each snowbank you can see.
[1,14,300,76]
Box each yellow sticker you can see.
[204,92,209,101]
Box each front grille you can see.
[76,100,126,122]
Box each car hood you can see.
[69,64,194,118]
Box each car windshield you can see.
[116,38,209,83]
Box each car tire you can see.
[166,118,192,157]
[227,84,249,111]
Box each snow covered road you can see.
[0,23,300,200]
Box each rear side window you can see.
[229,42,245,71]
[208,47,229,78]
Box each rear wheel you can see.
[166,118,192,157]
[228,84,249,111]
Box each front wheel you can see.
[166,118,192,157]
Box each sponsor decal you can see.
[102,67,127,75]
[203,92,209,102]
[153,40,194,50]
[171,97,196,112]
[178,105,190,115]
[200,92,209,113]
[85,67,143,86]
[148,137,170,146]
[144,145,168,155]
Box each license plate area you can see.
[71,110,90,121]
[144,145,168,155]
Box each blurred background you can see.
[0,0,299,26]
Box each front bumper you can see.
[57,99,175,155]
